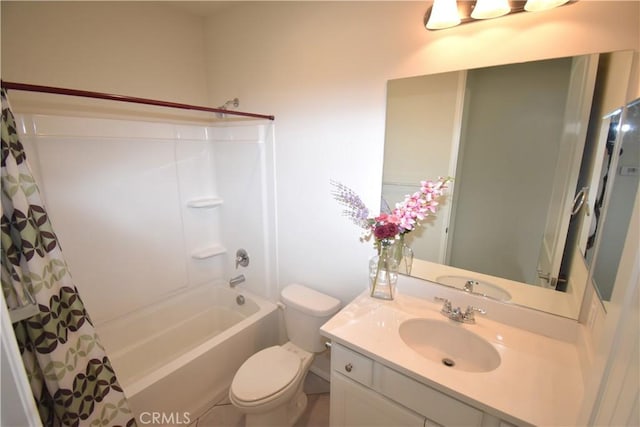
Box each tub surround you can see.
[17,114,278,325]
[320,276,584,426]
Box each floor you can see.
[193,373,330,427]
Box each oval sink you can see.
[399,318,501,373]
[435,275,512,301]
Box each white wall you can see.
[202,1,640,303]
[1,2,209,108]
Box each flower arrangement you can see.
[331,177,451,299]
[331,177,451,250]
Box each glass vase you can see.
[368,246,399,300]
[391,234,414,275]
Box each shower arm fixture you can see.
[219,98,240,110]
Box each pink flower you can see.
[389,177,451,234]
[332,176,451,245]
[375,213,389,222]
[375,213,401,225]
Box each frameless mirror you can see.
[382,50,634,318]
[590,98,640,302]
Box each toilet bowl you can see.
[229,342,313,426]
[229,284,341,427]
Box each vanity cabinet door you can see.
[374,362,484,426]
[330,372,426,427]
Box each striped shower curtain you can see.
[1,89,136,426]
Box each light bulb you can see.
[471,0,511,19]
[525,0,570,12]
[426,0,461,30]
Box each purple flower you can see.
[330,180,370,229]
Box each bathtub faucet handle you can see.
[235,249,249,269]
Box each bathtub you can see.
[96,283,279,423]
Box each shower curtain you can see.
[1,89,136,427]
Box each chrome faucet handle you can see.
[463,305,486,323]
[463,280,478,292]
[434,297,452,313]
[451,306,464,321]
[235,249,249,269]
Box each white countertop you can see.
[320,289,584,426]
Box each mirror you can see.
[580,109,623,268]
[382,51,634,318]
[590,98,640,302]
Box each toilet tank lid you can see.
[281,284,341,316]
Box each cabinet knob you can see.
[345,363,353,372]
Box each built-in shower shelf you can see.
[191,245,227,260]
[187,198,224,208]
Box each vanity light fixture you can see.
[426,0,461,30]
[524,0,571,11]
[425,0,574,30]
[471,0,511,19]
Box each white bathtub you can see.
[96,283,279,423]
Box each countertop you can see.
[320,289,584,426]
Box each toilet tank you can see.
[280,284,341,353]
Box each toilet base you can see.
[244,388,308,427]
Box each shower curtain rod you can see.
[0,80,275,121]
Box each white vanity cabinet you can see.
[331,373,426,427]
[329,343,519,427]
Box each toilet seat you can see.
[230,346,302,404]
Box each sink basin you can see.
[399,318,501,373]
[435,275,512,301]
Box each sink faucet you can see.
[463,280,478,293]
[463,305,486,323]
[229,274,245,288]
[434,297,486,324]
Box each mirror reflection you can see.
[382,51,634,318]
[581,110,623,267]
[590,99,640,302]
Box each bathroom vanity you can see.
[320,278,584,427]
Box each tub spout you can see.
[229,274,246,288]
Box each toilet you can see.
[229,284,341,427]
